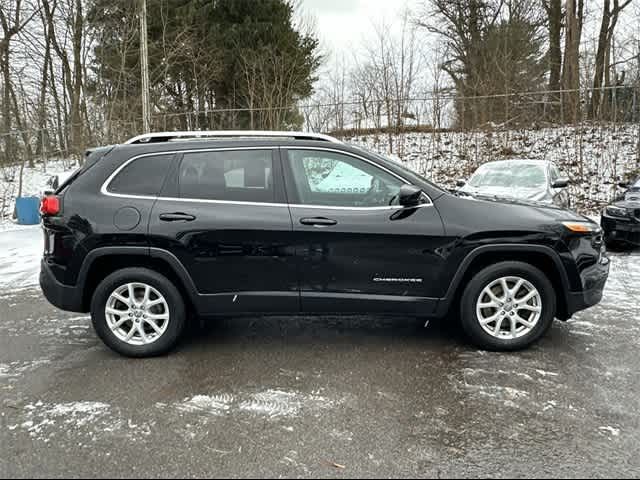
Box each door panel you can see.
[283,148,448,315]
[148,148,298,315]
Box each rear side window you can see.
[108,155,173,196]
[179,150,274,203]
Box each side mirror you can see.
[456,179,466,188]
[399,184,424,207]
[618,181,630,189]
[552,178,570,188]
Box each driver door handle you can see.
[300,217,338,227]
[159,212,196,222]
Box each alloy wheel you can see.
[105,283,170,346]
[475,276,542,340]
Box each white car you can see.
[457,159,572,208]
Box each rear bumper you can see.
[40,260,85,312]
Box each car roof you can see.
[124,130,341,144]
[480,159,550,167]
[112,138,349,155]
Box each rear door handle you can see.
[300,217,337,227]
[159,212,196,222]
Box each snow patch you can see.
[12,401,111,440]
[239,389,331,418]
[0,359,51,378]
[599,426,621,437]
[0,227,43,291]
[173,389,339,419]
[175,394,233,416]
[8,401,153,443]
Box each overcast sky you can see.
[301,0,639,62]
[300,0,420,57]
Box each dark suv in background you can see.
[601,175,640,249]
[40,131,610,357]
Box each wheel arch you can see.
[79,247,199,313]
[436,245,571,320]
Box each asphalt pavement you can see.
[1,233,639,478]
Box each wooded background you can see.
[0,0,638,168]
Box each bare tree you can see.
[351,13,423,152]
[590,0,633,119]
[0,0,40,165]
[561,0,583,123]
[543,0,562,119]
[42,0,87,159]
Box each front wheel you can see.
[90,268,186,357]
[460,262,556,351]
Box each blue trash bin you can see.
[15,196,41,225]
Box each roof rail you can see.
[124,130,341,145]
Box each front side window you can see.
[108,154,173,196]
[287,150,403,207]
[179,149,274,203]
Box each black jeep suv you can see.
[40,131,610,357]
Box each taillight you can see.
[40,195,60,216]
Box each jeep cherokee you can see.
[39,131,610,357]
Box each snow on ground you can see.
[172,389,339,420]
[7,401,154,444]
[0,226,43,291]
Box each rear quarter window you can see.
[107,154,173,196]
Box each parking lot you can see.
[1,227,639,478]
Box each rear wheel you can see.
[460,262,556,351]
[90,268,186,357]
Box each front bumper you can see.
[566,255,610,316]
[40,259,85,312]
[601,215,640,245]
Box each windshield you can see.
[468,163,547,189]
[348,144,446,194]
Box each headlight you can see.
[605,206,629,218]
[562,221,600,233]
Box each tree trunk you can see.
[589,0,632,120]
[0,43,14,166]
[562,0,582,124]
[590,0,611,119]
[70,0,84,157]
[37,21,52,157]
[547,0,562,97]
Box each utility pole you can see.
[140,0,151,133]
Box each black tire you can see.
[460,261,556,351]
[90,268,186,357]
